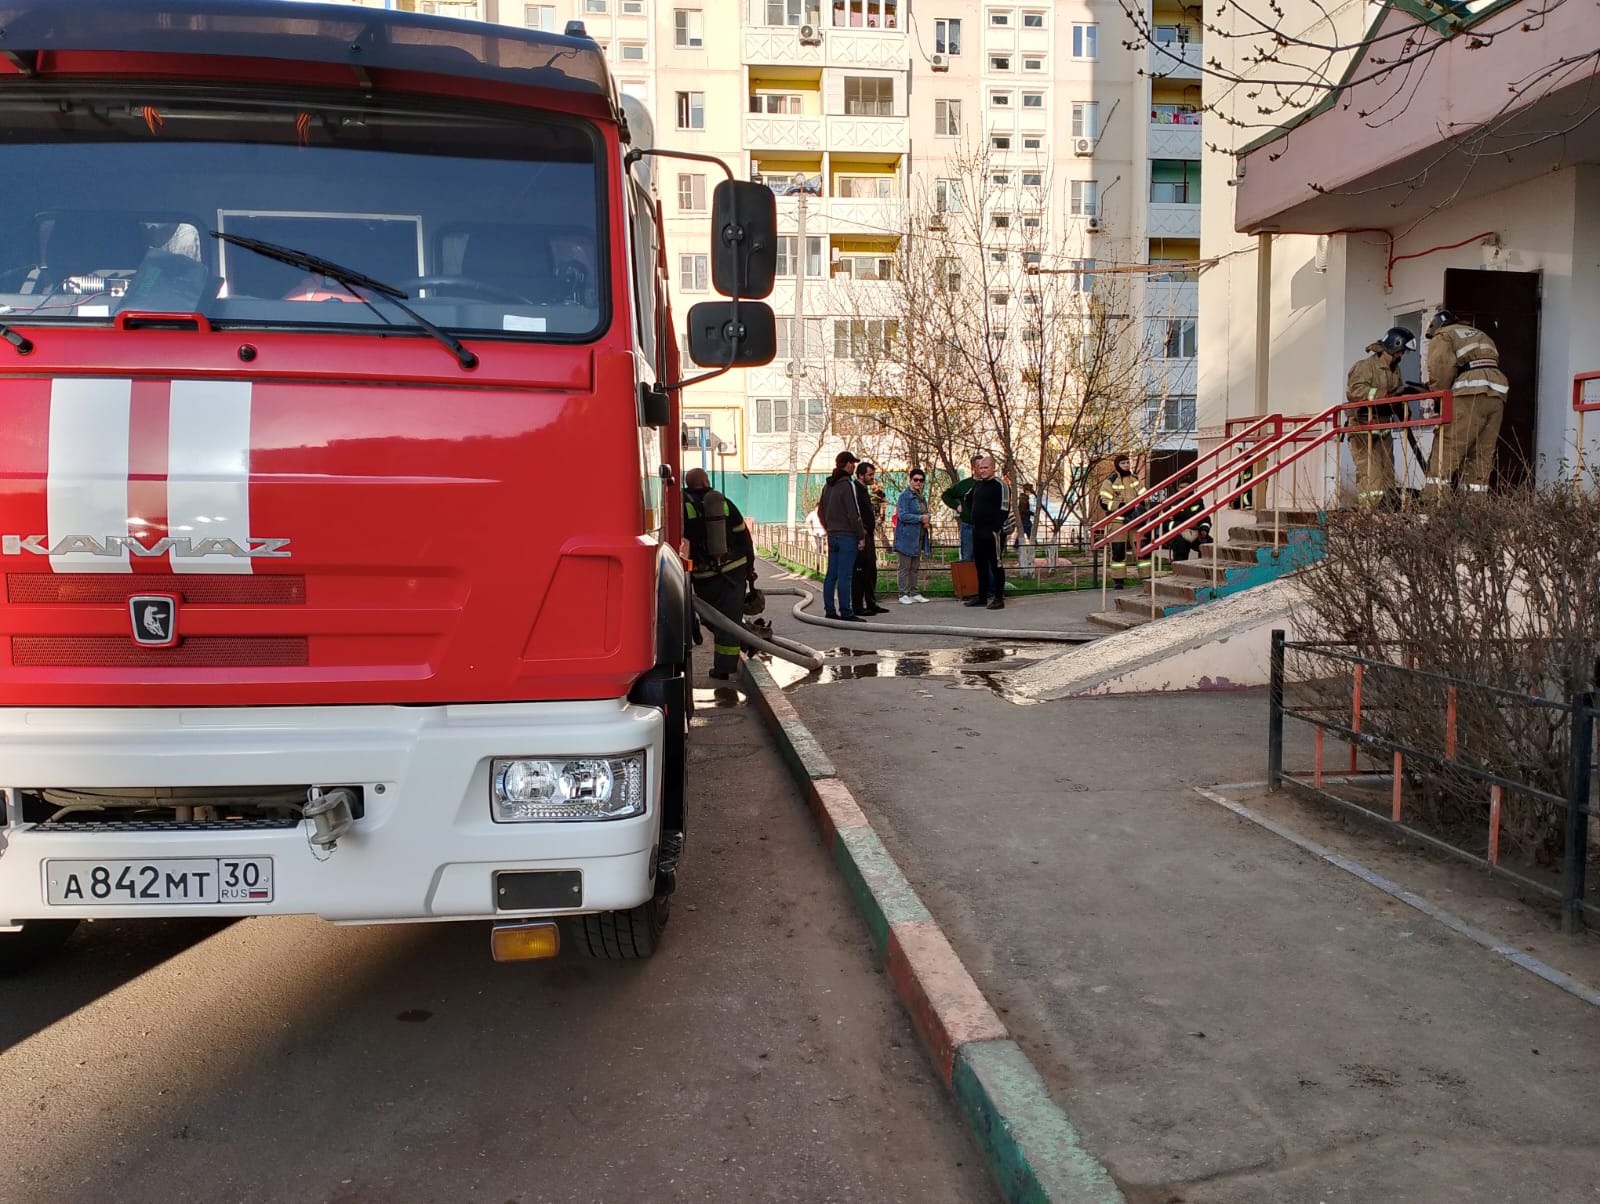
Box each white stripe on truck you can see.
[48,377,133,573]
[168,379,254,574]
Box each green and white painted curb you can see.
[741,658,1126,1204]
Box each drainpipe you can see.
[1254,231,1273,413]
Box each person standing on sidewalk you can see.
[965,454,1007,610]
[851,460,890,615]
[818,450,867,622]
[893,468,933,605]
[941,452,983,563]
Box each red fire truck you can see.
[0,0,777,968]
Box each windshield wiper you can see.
[209,231,478,370]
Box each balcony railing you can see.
[745,114,826,152]
[1148,40,1203,79]
[1148,120,1202,159]
[1147,201,1201,238]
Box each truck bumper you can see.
[0,700,664,925]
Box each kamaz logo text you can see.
[1,535,292,559]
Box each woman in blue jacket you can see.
[893,468,933,604]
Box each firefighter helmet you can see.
[1379,326,1415,356]
[1426,308,1457,336]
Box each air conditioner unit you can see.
[799,23,822,44]
[1072,137,1094,157]
[928,214,947,230]
[1085,216,1103,233]
[930,52,950,71]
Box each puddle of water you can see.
[764,644,1048,704]
[691,685,744,710]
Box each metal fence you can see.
[750,521,1102,590]
[1267,631,1598,932]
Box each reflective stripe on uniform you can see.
[692,555,748,579]
[1464,483,1489,492]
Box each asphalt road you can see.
[0,683,993,1204]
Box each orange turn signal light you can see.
[490,920,561,963]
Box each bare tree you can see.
[828,144,1169,538]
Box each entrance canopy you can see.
[1233,0,1600,233]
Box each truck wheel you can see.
[0,919,79,975]
[569,894,669,960]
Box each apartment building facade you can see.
[328,0,1203,517]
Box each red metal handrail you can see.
[1090,412,1282,541]
[1102,390,1453,558]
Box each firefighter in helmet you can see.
[1423,308,1508,498]
[1344,326,1412,510]
[681,467,754,680]
[1097,453,1143,589]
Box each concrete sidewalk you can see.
[756,594,1600,1202]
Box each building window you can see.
[1022,56,1044,71]
[837,175,895,198]
[991,291,1010,307]
[674,9,705,47]
[756,398,826,434]
[675,91,705,129]
[991,135,1012,150]
[937,257,962,292]
[1023,136,1042,150]
[1022,10,1045,26]
[992,172,1011,186]
[991,90,1012,107]
[750,92,805,114]
[1022,251,1042,266]
[585,0,607,11]
[1072,23,1097,59]
[1072,102,1099,139]
[992,212,1011,229]
[1068,257,1095,292]
[1021,91,1044,108]
[1146,395,1197,433]
[1021,171,1042,188]
[679,253,708,291]
[844,76,895,116]
[989,9,1011,25]
[1150,160,1201,203]
[990,55,1011,71]
[620,41,646,60]
[934,177,961,212]
[1162,318,1198,358]
[623,0,645,10]
[1070,179,1098,216]
[677,173,707,212]
[524,4,556,31]
[935,99,961,136]
[776,235,825,278]
[990,250,1008,263]
[1022,214,1042,230]
[775,318,825,361]
[766,0,808,23]
[935,17,962,53]
[833,319,899,360]
[833,254,895,279]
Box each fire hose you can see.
[691,595,825,670]
[759,584,1099,645]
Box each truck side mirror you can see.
[710,180,777,300]
[686,301,776,367]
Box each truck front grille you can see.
[14,785,364,829]
[7,573,306,605]
[11,636,308,668]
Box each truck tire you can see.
[569,893,669,960]
[0,919,79,975]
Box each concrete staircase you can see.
[1087,510,1325,632]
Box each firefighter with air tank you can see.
[1344,326,1413,511]
[680,467,754,680]
[1423,307,1508,498]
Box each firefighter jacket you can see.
[684,488,751,579]
[1345,347,1403,425]
[1098,471,1142,522]
[1426,323,1509,399]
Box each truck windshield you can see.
[0,89,607,342]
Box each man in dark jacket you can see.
[818,450,867,622]
[682,467,755,678]
[964,454,1007,610]
[851,460,889,615]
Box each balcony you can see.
[1144,278,1199,317]
[743,25,825,65]
[1148,119,1202,159]
[825,27,909,70]
[825,114,908,154]
[1148,40,1202,80]
[1146,202,1201,239]
[745,114,826,152]
[826,196,903,235]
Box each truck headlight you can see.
[490,754,645,822]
